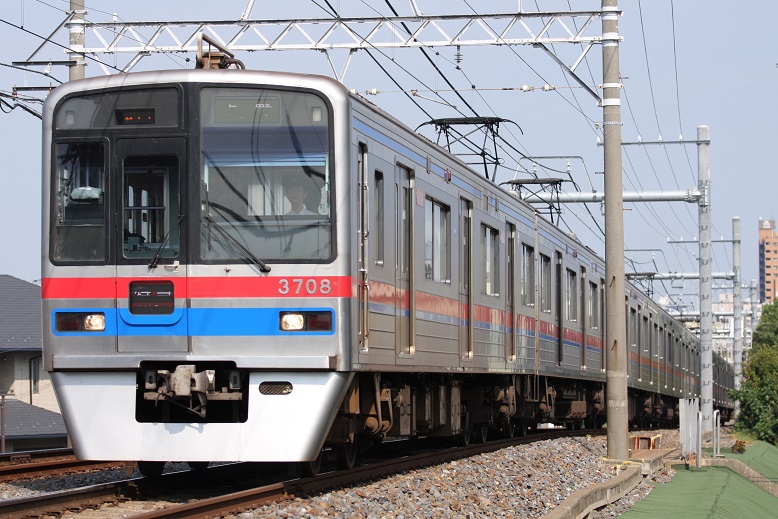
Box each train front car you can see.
[41,70,354,475]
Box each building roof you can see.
[0,275,42,352]
[1,398,67,439]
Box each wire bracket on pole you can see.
[503,178,564,225]
[417,116,521,182]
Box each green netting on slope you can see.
[709,440,778,482]
[621,466,778,519]
[619,440,778,518]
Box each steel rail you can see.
[0,457,125,482]
[0,480,134,519]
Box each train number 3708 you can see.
[278,278,332,295]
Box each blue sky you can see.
[1,1,775,310]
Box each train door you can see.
[459,198,473,360]
[358,143,369,352]
[506,223,516,362]
[580,267,587,369]
[115,137,189,353]
[395,164,414,357]
[555,251,563,365]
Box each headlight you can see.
[279,311,333,332]
[280,313,305,331]
[55,312,106,332]
[83,313,106,331]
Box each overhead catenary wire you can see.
[0,1,734,310]
[634,1,723,276]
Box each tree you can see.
[732,302,778,444]
[752,302,778,350]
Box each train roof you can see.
[42,68,351,121]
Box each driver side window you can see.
[52,142,106,262]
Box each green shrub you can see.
[732,302,778,445]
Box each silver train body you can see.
[41,69,733,467]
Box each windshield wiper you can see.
[204,215,271,273]
[149,214,183,269]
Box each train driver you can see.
[283,177,319,215]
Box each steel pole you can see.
[602,0,628,461]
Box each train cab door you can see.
[115,137,189,353]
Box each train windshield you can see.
[199,87,333,263]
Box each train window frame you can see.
[424,196,451,284]
[539,253,551,312]
[629,306,638,349]
[374,170,384,267]
[566,268,578,322]
[587,280,599,329]
[521,243,535,307]
[121,153,180,260]
[197,85,335,264]
[481,224,500,296]
[50,139,108,264]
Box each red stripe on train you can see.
[42,276,353,299]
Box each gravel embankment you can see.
[234,435,619,518]
[2,428,708,518]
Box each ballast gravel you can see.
[0,429,693,518]
[234,436,620,519]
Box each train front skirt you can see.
[52,371,352,462]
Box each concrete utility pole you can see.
[68,0,85,81]
[698,125,713,435]
[601,0,628,461]
[733,217,742,420]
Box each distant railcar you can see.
[41,68,733,476]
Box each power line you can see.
[0,17,123,73]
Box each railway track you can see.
[0,456,126,483]
[0,447,74,464]
[0,429,602,518]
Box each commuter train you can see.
[41,66,733,476]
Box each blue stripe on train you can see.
[51,307,336,337]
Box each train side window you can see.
[374,170,384,267]
[521,243,535,306]
[566,268,578,321]
[588,281,599,329]
[482,224,499,296]
[424,197,451,283]
[539,253,551,312]
[52,141,106,262]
